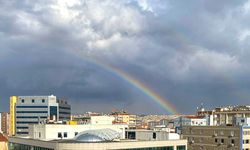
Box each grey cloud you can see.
[1,0,250,114]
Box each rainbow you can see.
[75,54,179,114]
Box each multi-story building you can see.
[111,110,137,129]
[197,105,250,126]
[0,112,9,135]
[182,125,250,150]
[13,95,71,136]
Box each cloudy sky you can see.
[1,0,250,114]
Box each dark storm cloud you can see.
[1,0,250,114]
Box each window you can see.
[39,132,41,138]
[231,139,234,144]
[21,99,25,103]
[166,147,174,150]
[64,132,67,138]
[215,138,218,143]
[177,145,186,150]
[246,139,249,144]
[42,99,45,103]
[75,132,78,136]
[153,132,156,139]
[221,139,224,144]
[32,99,35,103]
[58,133,62,138]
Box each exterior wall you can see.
[9,96,17,136]
[29,124,128,140]
[9,137,187,150]
[182,126,241,150]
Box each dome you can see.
[75,134,104,142]
[74,128,120,142]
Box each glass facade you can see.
[50,106,57,118]
[9,143,54,150]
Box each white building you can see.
[28,124,128,140]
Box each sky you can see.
[1,0,250,114]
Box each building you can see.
[0,113,1,132]
[28,124,128,140]
[125,129,180,141]
[9,131,187,150]
[111,110,137,128]
[90,116,115,125]
[9,96,17,136]
[182,125,250,150]
[0,133,8,150]
[14,95,71,136]
[197,105,250,126]
[0,112,9,135]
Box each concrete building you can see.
[0,112,9,135]
[28,124,128,140]
[182,125,250,150]
[197,105,250,126]
[125,129,180,141]
[14,95,71,136]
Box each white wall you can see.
[29,124,128,140]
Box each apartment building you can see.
[182,125,250,150]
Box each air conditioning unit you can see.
[189,140,194,144]
[228,143,234,147]
[213,133,218,137]
[229,132,234,137]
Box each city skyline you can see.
[1,0,250,114]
